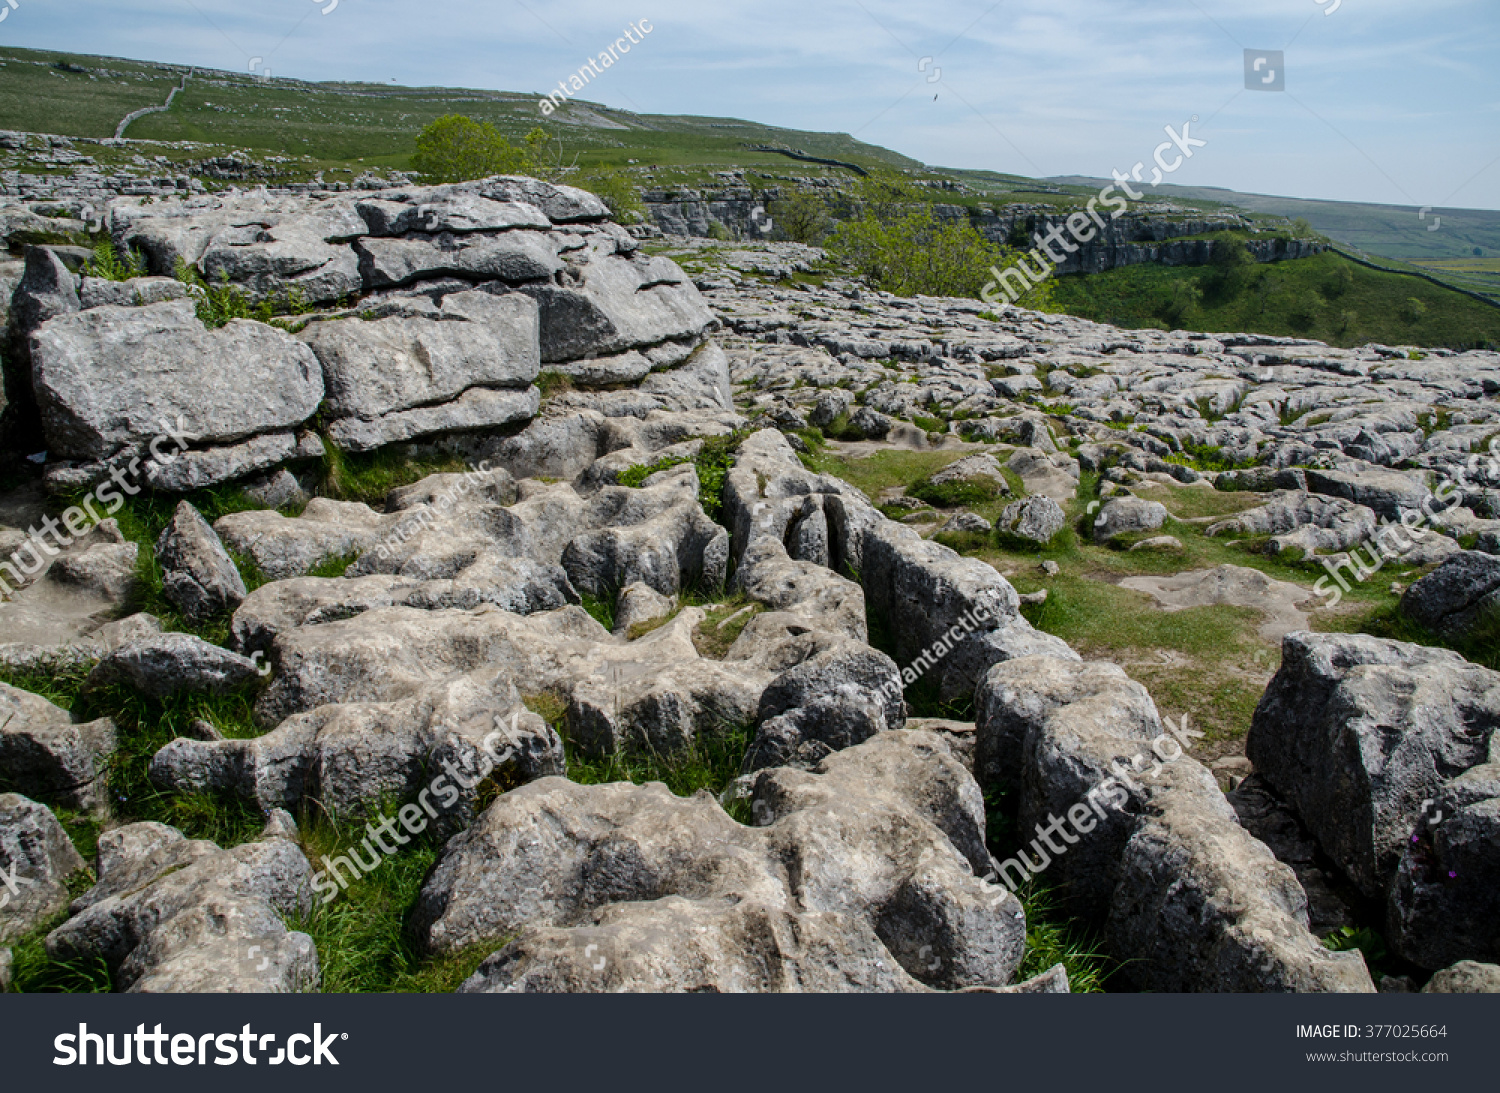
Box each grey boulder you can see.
[45,814,318,993]
[1400,550,1500,642]
[0,683,117,810]
[1421,961,1500,993]
[156,501,247,623]
[419,730,1026,993]
[1093,497,1167,542]
[1247,631,1500,898]
[0,794,88,943]
[87,633,263,698]
[30,299,323,464]
[998,495,1067,544]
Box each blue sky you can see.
[4,0,1498,209]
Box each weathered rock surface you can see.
[1247,631,1500,899]
[30,299,324,465]
[301,290,541,450]
[976,655,1372,992]
[0,683,117,810]
[0,793,87,943]
[45,813,319,993]
[151,676,562,830]
[87,632,263,698]
[421,730,1027,993]
[998,495,1066,545]
[1387,745,1500,969]
[1207,491,1378,556]
[1093,496,1168,542]
[156,501,247,622]
[1422,961,1500,993]
[1400,550,1500,642]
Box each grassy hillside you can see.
[1050,178,1500,304]
[1052,249,1500,351]
[0,44,918,188]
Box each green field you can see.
[1052,249,1500,350]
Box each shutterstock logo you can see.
[1244,49,1285,91]
[54,1024,346,1066]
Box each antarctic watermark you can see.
[537,20,653,117]
[877,590,1009,703]
[0,418,194,600]
[980,117,1207,307]
[370,459,501,562]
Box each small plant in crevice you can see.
[82,241,146,282]
[616,429,750,523]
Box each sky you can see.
[3,0,1498,211]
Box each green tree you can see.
[827,173,1057,309]
[1160,280,1203,326]
[574,167,646,223]
[410,115,535,184]
[1325,263,1354,298]
[1206,235,1256,299]
[768,187,832,244]
[1402,297,1429,323]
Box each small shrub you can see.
[618,430,749,522]
[575,167,646,223]
[909,475,1004,509]
[410,115,537,184]
[82,241,146,282]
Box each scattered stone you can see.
[0,683,118,810]
[46,813,319,993]
[87,633,263,698]
[0,793,88,943]
[1093,497,1167,542]
[1127,535,1183,553]
[998,495,1066,544]
[1400,550,1500,642]
[156,501,247,623]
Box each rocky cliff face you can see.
[0,180,1494,995]
[643,183,1325,272]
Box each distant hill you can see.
[1049,176,1500,304]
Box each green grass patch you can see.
[317,444,468,506]
[8,914,115,993]
[799,448,968,501]
[692,597,760,659]
[1012,884,1115,994]
[617,430,750,523]
[290,814,489,993]
[909,476,1005,509]
[0,665,268,844]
